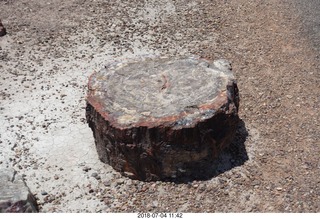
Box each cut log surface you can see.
[86,56,240,181]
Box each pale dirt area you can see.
[0,0,319,212]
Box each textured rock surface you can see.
[86,56,240,181]
[0,19,6,37]
[0,169,38,213]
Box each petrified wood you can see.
[86,56,240,181]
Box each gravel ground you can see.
[0,0,319,212]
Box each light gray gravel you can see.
[0,0,319,213]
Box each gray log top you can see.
[87,56,237,129]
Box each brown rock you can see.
[0,169,39,212]
[86,56,240,181]
[0,19,6,37]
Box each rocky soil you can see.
[0,0,319,212]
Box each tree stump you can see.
[86,56,240,181]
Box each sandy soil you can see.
[0,0,319,212]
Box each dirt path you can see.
[0,0,319,212]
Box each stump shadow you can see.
[169,119,249,183]
[211,119,249,176]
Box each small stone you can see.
[54,175,59,180]
[276,187,283,191]
[123,171,135,178]
[83,166,91,172]
[252,180,260,186]
[198,184,206,192]
[116,178,125,185]
[126,179,133,186]
[91,172,101,180]
[41,191,48,196]
[103,180,111,187]
[103,198,111,205]
[152,200,158,207]
[0,19,6,37]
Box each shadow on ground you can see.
[214,119,249,174]
[169,119,249,183]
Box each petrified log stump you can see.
[86,56,240,181]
